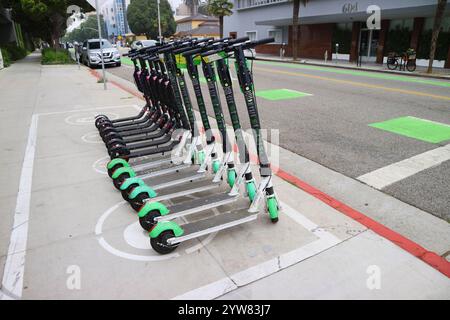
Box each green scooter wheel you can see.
[267,197,279,223]
[227,169,237,188]
[139,210,161,231]
[246,182,257,202]
[150,230,179,254]
[212,160,221,174]
[198,150,205,165]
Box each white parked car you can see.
[130,40,157,50]
[81,39,121,68]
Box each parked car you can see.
[81,39,121,68]
[130,39,157,50]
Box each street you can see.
[109,57,450,222]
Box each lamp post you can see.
[157,0,162,44]
[95,0,107,90]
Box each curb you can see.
[255,57,450,81]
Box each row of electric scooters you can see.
[94,36,280,254]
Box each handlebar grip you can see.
[249,37,274,47]
[182,46,205,57]
[228,36,250,46]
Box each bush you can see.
[3,43,27,61]
[1,48,11,67]
[41,48,73,65]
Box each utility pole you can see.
[157,0,162,44]
[95,0,107,90]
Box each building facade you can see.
[224,0,450,67]
[175,14,220,38]
[101,0,130,41]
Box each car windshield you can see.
[89,41,112,49]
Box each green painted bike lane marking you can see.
[369,116,450,143]
[121,56,134,66]
[256,88,312,101]
[255,60,450,88]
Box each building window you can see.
[246,31,257,41]
[268,29,282,44]
[237,0,286,9]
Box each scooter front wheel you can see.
[150,230,179,254]
[139,210,161,230]
[267,197,279,223]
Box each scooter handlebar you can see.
[201,37,250,57]
[241,37,274,49]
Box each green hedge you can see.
[417,30,450,60]
[41,48,73,65]
[385,27,411,54]
[1,48,11,67]
[3,43,27,60]
[331,28,352,54]
[0,43,28,67]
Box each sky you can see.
[86,0,184,12]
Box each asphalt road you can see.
[106,58,450,221]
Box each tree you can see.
[62,14,107,43]
[206,0,233,38]
[197,3,209,15]
[291,0,308,61]
[184,0,200,15]
[2,0,92,48]
[427,0,447,73]
[127,0,175,40]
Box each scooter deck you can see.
[155,193,239,222]
[167,210,258,245]
[137,162,192,180]
[149,170,208,191]
[129,141,178,158]
[148,180,221,203]
[131,155,184,171]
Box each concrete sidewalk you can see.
[0,53,449,299]
[256,53,450,80]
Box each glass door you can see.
[359,29,379,63]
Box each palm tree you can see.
[291,0,308,61]
[207,0,233,38]
[427,0,447,73]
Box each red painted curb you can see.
[88,67,450,278]
[273,166,450,278]
[90,69,145,101]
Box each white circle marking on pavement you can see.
[92,156,110,175]
[81,131,103,144]
[65,112,119,126]
[95,201,180,261]
[123,222,151,249]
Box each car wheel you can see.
[116,62,121,67]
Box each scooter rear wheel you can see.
[150,230,179,254]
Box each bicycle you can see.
[387,49,416,72]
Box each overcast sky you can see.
[86,0,184,12]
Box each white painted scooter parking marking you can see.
[96,191,223,260]
[1,115,38,300]
[81,131,104,144]
[65,112,120,126]
[0,104,145,300]
[172,201,342,300]
[92,156,110,175]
